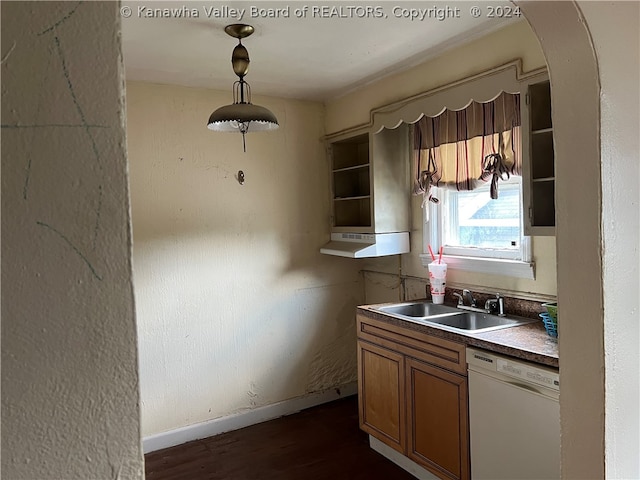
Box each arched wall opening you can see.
[519,1,639,478]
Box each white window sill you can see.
[420,254,535,279]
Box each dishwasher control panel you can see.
[467,347,560,392]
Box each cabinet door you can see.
[406,357,469,480]
[357,340,406,453]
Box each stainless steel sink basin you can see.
[425,311,535,333]
[376,302,459,318]
[373,302,536,333]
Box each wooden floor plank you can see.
[145,395,417,480]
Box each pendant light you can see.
[207,24,279,152]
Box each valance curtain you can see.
[413,92,521,203]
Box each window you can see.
[412,91,534,279]
[423,177,534,278]
[438,177,524,259]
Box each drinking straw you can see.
[428,245,436,262]
[438,246,443,264]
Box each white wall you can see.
[325,20,557,300]
[1,2,143,478]
[520,2,605,476]
[127,82,363,436]
[520,1,640,477]
[326,21,546,134]
[579,2,640,477]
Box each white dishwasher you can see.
[466,347,560,480]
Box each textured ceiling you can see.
[121,1,517,100]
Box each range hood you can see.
[320,232,410,258]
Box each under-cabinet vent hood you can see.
[320,232,410,258]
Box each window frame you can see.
[421,178,535,279]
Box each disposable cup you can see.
[428,262,447,304]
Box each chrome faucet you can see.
[454,290,506,316]
[462,289,476,307]
[485,293,506,317]
[454,290,484,313]
[453,292,464,306]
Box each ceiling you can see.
[121,1,517,101]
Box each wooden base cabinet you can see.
[406,358,469,480]
[357,314,470,480]
[358,342,406,453]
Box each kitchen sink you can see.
[373,302,536,333]
[376,302,460,318]
[426,311,535,332]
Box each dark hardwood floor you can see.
[145,395,417,480]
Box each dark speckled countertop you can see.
[358,302,559,369]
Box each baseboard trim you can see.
[143,382,358,453]
[369,436,439,480]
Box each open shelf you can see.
[531,130,554,180]
[524,78,555,234]
[331,134,369,170]
[329,133,372,229]
[334,197,372,227]
[530,81,552,131]
[531,181,555,227]
[333,165,370,199]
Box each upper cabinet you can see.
[522,74,556,235]
[329,132,372,230]
[327,125,410,235]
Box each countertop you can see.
[357,303,559,368]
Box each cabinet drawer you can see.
[357,314,466,375]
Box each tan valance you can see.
[413,92,521,202]
[414,92,520,149]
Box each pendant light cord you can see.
[239,122,249,152]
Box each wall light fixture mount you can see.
[207,24,279,152]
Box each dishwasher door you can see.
[467,349,560,480]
